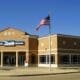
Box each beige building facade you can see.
[38,34,80,67]
[0,27,80,67]
[0,27,38,67]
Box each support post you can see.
[1,51,3,67]
[48,16,51,71]
[16,51,18,67]
[24,51,28,67]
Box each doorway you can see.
[3,52,16,66]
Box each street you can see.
[0,73,80,80]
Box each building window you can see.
[39,55,55,64]
[40,55,46,64]
[47,55,55,64]
[71,55,78,64]
[4,32,15,36]
[60,55,69,64]
[60,55,80,64]
[77,55,80,64]
[8,32,11,35]
[71,55,80,64]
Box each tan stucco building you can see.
[0,27,80,67]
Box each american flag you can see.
[36,15,50,31]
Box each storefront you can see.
[0,27,38,67]
[1,27,80,68]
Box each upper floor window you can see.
[4,32,15,36]
[8,32,11,35]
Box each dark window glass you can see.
[40,55,46,64]
[71,55,78,64]
[39,55,55,64]
[60,55,69,64]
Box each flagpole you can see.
[49,16,51,71]
[36,15,51,70]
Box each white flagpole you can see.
[48,15,51,71]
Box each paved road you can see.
[0,73,80,80]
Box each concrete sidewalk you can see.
[0,67,80,76]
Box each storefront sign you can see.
[0,40,25,46]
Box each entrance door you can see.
[18,55,25,65]
[4,55,16,66]
[3,52,16,66]
[10,56,16,65]
[18,52,25,66]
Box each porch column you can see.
[1,51,3,67]
[24,51,28,67]
[16,51,18,67]
[26,51,29,63]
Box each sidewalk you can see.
[0,67,80,76]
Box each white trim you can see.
[38,64,58,67]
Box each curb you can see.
[0,71,80,77]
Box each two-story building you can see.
[0,27,80,67]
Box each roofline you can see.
[1,27,80,39]
[29,35,38,38]
[38,34,80,40]
[0,26,30,35]
[57,34,80,39]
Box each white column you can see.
[24,51,28,67]
[1,51,3,67]
[16,51,18,67]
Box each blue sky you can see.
[0,0,80,36]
